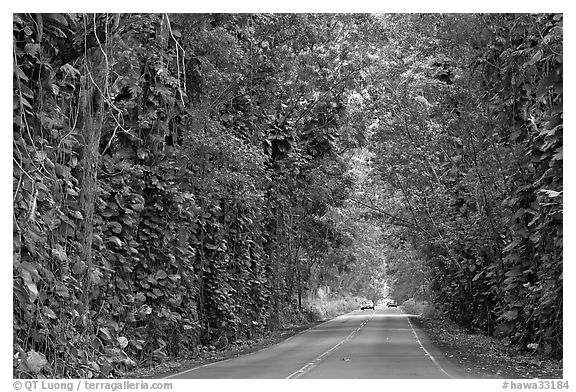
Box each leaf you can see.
[24,43,40,56]
[108,221,122,234]
[117,336,129,349]
[152,349,168,360]
[20,268,38,303]
[25,350,48,374]
[51,245,67,263]
[121,215,135,227]
[93,233,104,246]
[139,304,152,315]
[552,147,563,161]
[540,189,562,198]
[43,13,69,27]
[536,66,562,97]
[503,310,518,321]
[55,163,71,178]
[102,208,118,218]
[89,269,102,285]
[42,306,57,319]
[131,203,145,212]
[130,339,145,350]
[60,63,80,77]
[21,261,40,279]
[147,275,157,284]
[55,284,70,298]
[526,50,542,67]
[66,187,79,196]
[134,292,146,303]
[72,260,86,275]
[503,240,520,253]
[98,327,113,343]
[50,83,60,96]
[19,84,34,99]
[13,64,29,82]
[70,210,83,220]
[108,236,123,247]
[504,268,522,277]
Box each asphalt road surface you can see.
[167,307,469,379]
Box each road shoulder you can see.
[404,311,472,378]
[122,321,325,379]
[407,313,563,379]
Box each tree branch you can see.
[350,197,434,240]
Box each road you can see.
[167,307,469,379]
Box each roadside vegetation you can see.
[402,299,562,379]
[131,292,361,378]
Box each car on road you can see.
[360,300,374,310]
[387,300,398,308]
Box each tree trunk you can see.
[77,43,106,327]
[297,269,302,312]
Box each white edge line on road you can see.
[285,310,377,379]
[402,309,454,379]
[164,355,236,379]
[164,311,354,379]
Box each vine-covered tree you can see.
[13,13,562,378]
[13,13,382,377]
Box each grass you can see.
[302,295,361,321]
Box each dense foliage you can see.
[363,14,562,357]
[13,13,385,377]
[13,13,562,377]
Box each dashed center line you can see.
[285,310,376,379]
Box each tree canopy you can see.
[13,13,562,377]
